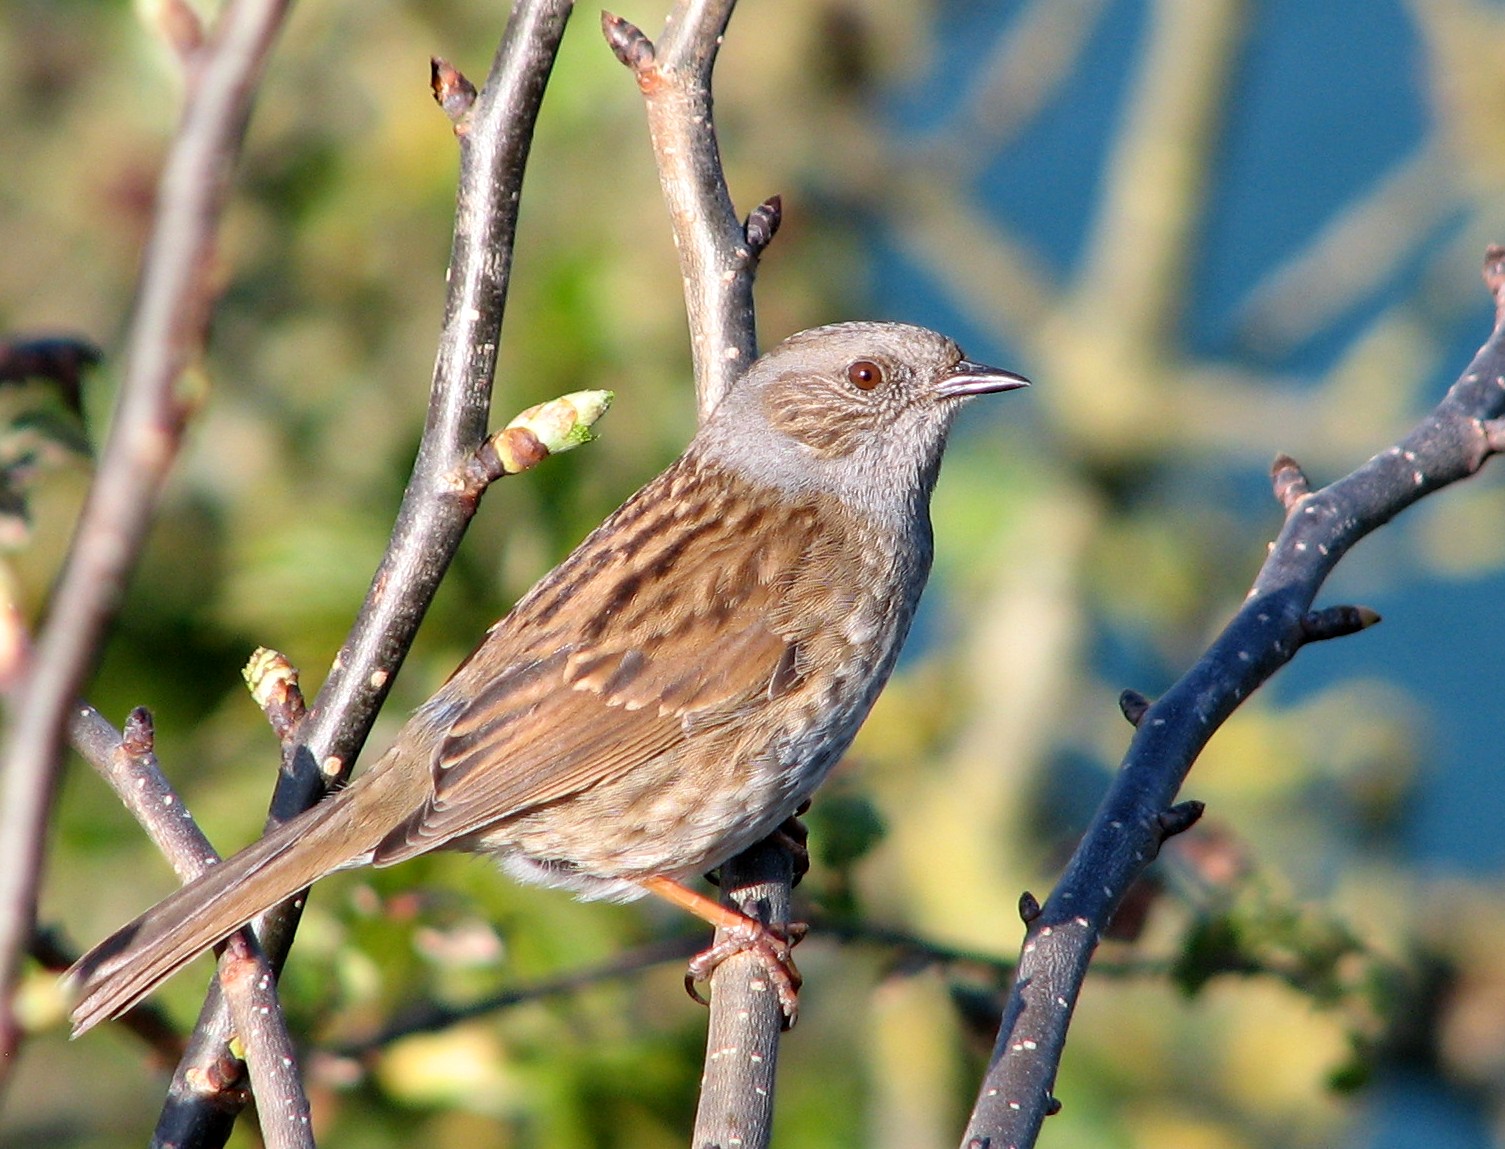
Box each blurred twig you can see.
[30,927,186,1065]
[1236,139,1457,354]
[320,935,702,1066]
[0,0,291,1089]
[922,0,1111,177]
[817,0,1399,474]
[960,246,1505,1149]
[1071,0,1245,363]
[143,3,576,1146]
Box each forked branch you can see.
[962,245,1505,1148]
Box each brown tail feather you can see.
[65,787,385,1036]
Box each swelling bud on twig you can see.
[1299,604,1381,643]
[242,647,306,741]
[461,390,615,490]
[430,57,477,128]
[1271,452,1312,511]
[506,390,614,457]
[1118,688,1151,726]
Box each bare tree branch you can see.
[602,1,764,419]
[961,245,1505,1148]
[125,381,604,1143]
[145,3,576,1145]
[0,0,292,1081]
[66,376,604,1144]
[691,839,794,1149]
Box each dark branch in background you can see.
[0,335,101,415]
[318,935,703,1066]
[145,5,576,1146]
[602,1,765,420]
[960,246,1505,1149]
[30,927,184,1066]
[68,704,313,1149]
[320,913,1061,1076]
[323,915,1159,1073]
[602,5,799,1146]
[0,0,292,1083]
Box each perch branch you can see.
[961,245,1505,1148]
[603,4,800,1145]
[691,838,795,1149]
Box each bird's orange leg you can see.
[641,875,807,1023]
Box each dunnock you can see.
[66,321,1027,1033]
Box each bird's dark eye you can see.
[847,359,883,391]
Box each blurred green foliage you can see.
[7,2,1505,1148]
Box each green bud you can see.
[504,390,614,455]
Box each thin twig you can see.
[321,935,702,1065]
[0,0,292,1084]
[71,705,219,878]
[602,1,759,419]
[68,704,312,1149]
[960,245,1505,1149]
[147,4,575,1146]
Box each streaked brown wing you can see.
[371,460,822,865]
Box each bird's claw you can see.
[771,808,811,887]
[684,919,808,1027]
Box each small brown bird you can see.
[66,322,1027,1034]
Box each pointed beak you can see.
[932,358,1031,400]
